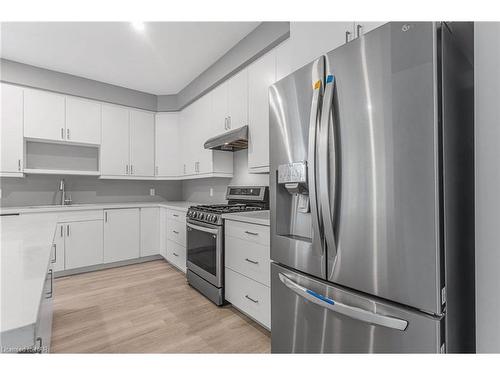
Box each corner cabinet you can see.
[248,49,276,173]
[155,112,181,177]
[101,105,155,178]
[0,83,24,176]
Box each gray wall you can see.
[0,175,182,207]
[182,150,269,203]
[475,22,500,353]
[1,22,290,112]
[0,59,158,111]
[168,22,289,110]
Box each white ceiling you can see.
[0,22,259,95]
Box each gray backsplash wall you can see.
[0,175,182,207]
[182,150,269,203]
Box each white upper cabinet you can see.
[1,83,24,174]
[24,88,65,141]
[226,69,248,131]
[285,22,355,73]
[65,97,101,144]
[180,104,196,176]
[155,112,180,177]
[129,109,155,177]
[101,104,130,176]
[354,22,386,38]
[248,50,276,172]
[211,81,228,134]
[194,94,215,175]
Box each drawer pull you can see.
[172,230,179,234]
[245,258,259,265]
[173,252,179,257]
[244,231,259,236]
[173,214,179,217]
[245,295,259,303]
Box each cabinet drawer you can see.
[166,209,186,223]
[166,219,186,245]
[225,236,270,286]
[225,268,270,329]
[166,239,186,272]
[225,220,269,246]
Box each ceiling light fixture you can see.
[131,22,145,32]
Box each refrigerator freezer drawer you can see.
[271,263,443,353]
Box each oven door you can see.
[186,219,222,287]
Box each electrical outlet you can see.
[149,188,155,196]
[209,188,214,197]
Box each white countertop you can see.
[1,213,58,334]
[0,201,198,215]
[222,210,270,226]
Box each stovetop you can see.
[187,185,269,225]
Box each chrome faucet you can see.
[59,179,72,206]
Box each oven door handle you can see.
[186,222,219,235]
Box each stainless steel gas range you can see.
[186,186,269,305]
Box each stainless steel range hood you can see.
[204,125,248,151]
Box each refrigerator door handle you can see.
[318,74,338,261]
[278,272,408,331]
[307,59,324,256]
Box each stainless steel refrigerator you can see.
[269,22,475,353]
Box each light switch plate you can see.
[209,188,214,197]
[149,188,155,196]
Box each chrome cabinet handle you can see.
[35,337,43,353]
[278,273,408,331]
[46,269,53,299]
[224,117,228,130]
[126,164,129,174]
[227,116,231,129]
[356,24,363,38]
[66,128,70,140]
[61,128,64,139]
[172,230,179,234]
[345,30,351,43]
[173,214,179,217]
[245,258,259,265]
[51,244,57,263]
[173,252,179,257]
[18,159,21,171]
[67,224,70,237]
[244,230,259,236]
[245,295,258,303]
[130,165,133,175]
[105,211,108,223]
[60,225,63,237]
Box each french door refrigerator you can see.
[269,22,475,353]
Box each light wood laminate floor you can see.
[51,260,270,353]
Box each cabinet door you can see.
[101,105,129,176]
[103,208,140,263]
[354,22,386,37]
[275,40,292,82]
[129,109,155,176]
[159,208,167,259]
[24,88,65,141]
[180,105,196,176]
[52,223,65,272]
[65,221,104,269]
[248,50,276,171]
[155,112,180,176]
[0,83,24,174]
[140,207,160,257]
[289,22,355,72]
[194,94,214,174]
[226,69,248,130]
[211,81,228,133]
[65,96,101,144]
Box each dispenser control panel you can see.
[278,162,307,184]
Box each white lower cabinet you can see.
[104,208,140,263]
[159,207,168,259]
[52,223,66,272]
[165,209,187,272]
[166,239,186,272]
[65,220,104,269]
[225,268,271,329]
[140,207,160,257]
[224,220,271,329]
